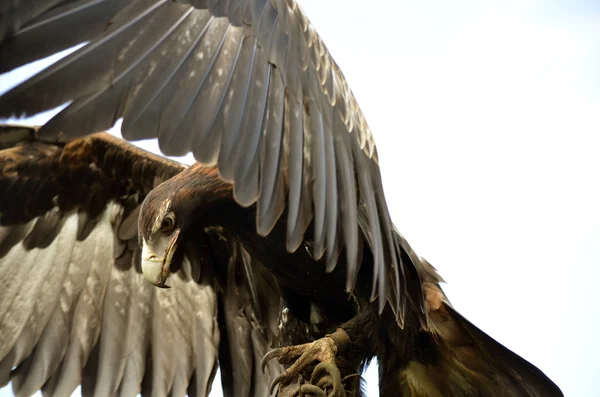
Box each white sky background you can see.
[1,0,599,396]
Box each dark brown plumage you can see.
[0,1,563,396]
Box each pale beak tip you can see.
[141,257,170,288]
[155,280,171,289]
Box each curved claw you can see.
[262,348,283,374]
[264,338,340,395]
[269,372,287,395]
[298,362,345,397]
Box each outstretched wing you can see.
[0,0,419,321]
[0,125,280,397]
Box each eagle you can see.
[0,1,562,397]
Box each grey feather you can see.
[232,45,271,206]
[117,260,154,397]
[2,0,171,121]
[118,206,140,241]
[120,10,215,141]
[353,144,384,303]
[149,287,178,396]
[222,256,254,397]
[10,212,102,396]
[216,36,257,182]
[284,95,308,252]
[0,0,126,75]
[92,260,136,397]
[226,0,243,26]
[0,205,222,397]
[51,217,113,397]
[189,25,245,165]
[22,207,65,249]
[309,100,326,260]
[373,176,396,315]
[41,2,196,140]
[0,222,33,260]
[187,280,219,397]
[0,220,69,367]
[323,130,338,272]
[77,210,99,241]
[0,240,43,360]
[256,67,285,237]
[0,0,411,323]
[156,16,230,156]
[255,0,277,57]
[240,245,262,323]
[332,130,359,290]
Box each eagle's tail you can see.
[380,272,563,397]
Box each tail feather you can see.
[378,257,562,397]
[390,287,563,397]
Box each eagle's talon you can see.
[262,347,284,373]
[299,362,345,396]
[263,337,340,394]
[262,344,306,374]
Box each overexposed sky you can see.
[1,1,599,396]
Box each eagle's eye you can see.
[161,213,175,232]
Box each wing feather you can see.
[1,0,171,118]
[43,2,200,139]
[120,10,216,140]
[149,284,178,396]
[216,36,258,182]
[332,129,359,289]
[2,209,221,397]
[308,101,326,261]
[10,212,103,396]
[187,25,245,165]
[0,129,229,397]
[323,130,339,271]
[222,255,254,397]
[0,0,127,74]
[0,0,421,322]
[1,225,64,384]
[156,16,230,154]
[93,250,136,397]
[213,234,284,397]
[0,222,53,361]
[353,143,385,303]
[187,274,219,397]
[117,254,154,397]
[284,93,310,252]
[226,0,243,26]
[256,67,285,236]
[231,44,271,206]
[51,210,114,397]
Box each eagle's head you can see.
[137,164,232,287]
[138,181,184,288]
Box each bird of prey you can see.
[0,1,562,397]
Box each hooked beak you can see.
[141,229,180,288]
